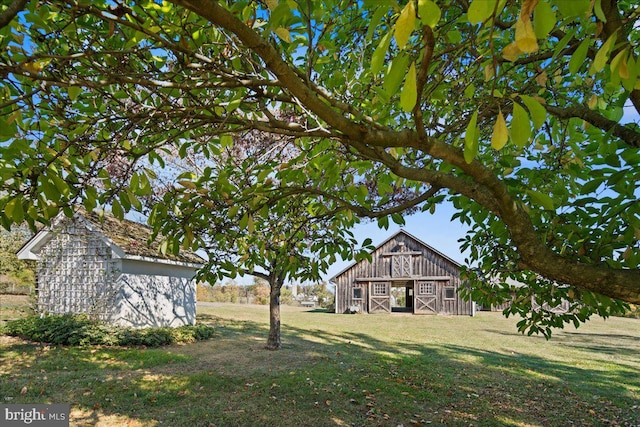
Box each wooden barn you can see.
[17,209,204,328]
[331,230,474,316]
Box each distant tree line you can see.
[197,278,334,310]
[0,225,35,294]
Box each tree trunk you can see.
[266,278,282,350]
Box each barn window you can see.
[373,283,388,296]
[353,287,363,299]
[418,281,435,295]
[444,287,456,300]
[392,254,412,277]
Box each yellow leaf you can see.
[587,94,598,109]
[247,214,255,233]
[520,0,539,17]
[502,42,522,62]
[515,17,539,53]
[395,1,415,50]
[535,70,547,86]
[491,110,508,150]
[619,56,629,79]
[265,0,278,10]
[273,27,291,42]
[400,62,417,112]
[178,180,196,189]
[484,64,495,82]
[23,61,45,74]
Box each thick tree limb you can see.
[0,0,28,29]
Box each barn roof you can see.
[17,209,205,267]
[329,229,462,282]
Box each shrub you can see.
[3,314,215,347]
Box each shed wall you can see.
[36,219,119,319]
[110,273,196,327]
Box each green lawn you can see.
[1,302,639,426]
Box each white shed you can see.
[17,209,204,328]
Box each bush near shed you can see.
[1,314,215,347]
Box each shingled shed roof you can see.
[80,209,205,265]
[18,208,205,266]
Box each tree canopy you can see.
[0,0,639,334]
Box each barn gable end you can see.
[17,210,204,328]
[331,230,474,316]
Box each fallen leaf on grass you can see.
[20,386,27,395]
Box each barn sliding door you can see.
[369,282,391,313]
[414,281,437,314]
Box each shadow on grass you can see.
[1,315,638,427]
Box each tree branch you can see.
[0,0,28,29]
[545,104,640,148]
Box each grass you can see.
[1,300,639,427]
[0,294,33,322]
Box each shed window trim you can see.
[444,287,456,300]
[353,287,363,300]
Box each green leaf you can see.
[371,32,391,76]
[590,32,616,75]
[377,180,393,196]
[400,62,417,112]
[366,6,390,41]
[239,212,249,230]
[383,53,410,97]
[464,110,479,164]
[580,178,603,195]
[467,0,497,25]
[67,86,82,101]
[417,0,441,28]
[464,83,476,99]
[0,118,17,140]
[594,0,606,22]
[228,205,240,218]
[518,95,547,130]
[510,102,531,147]
[621,55,638,91]
[569,38,590,74]
[527,190,555,211]
[554,0,590,18]
[112,199,123,218]
[5,198,24,223]
[183,226,194,249]
[533,0,556,40]
[130,172,139,193]
[220,134,233,148]
[377,215,389,230]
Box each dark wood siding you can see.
[332,231,474,316]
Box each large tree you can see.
[0,0,639,334]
